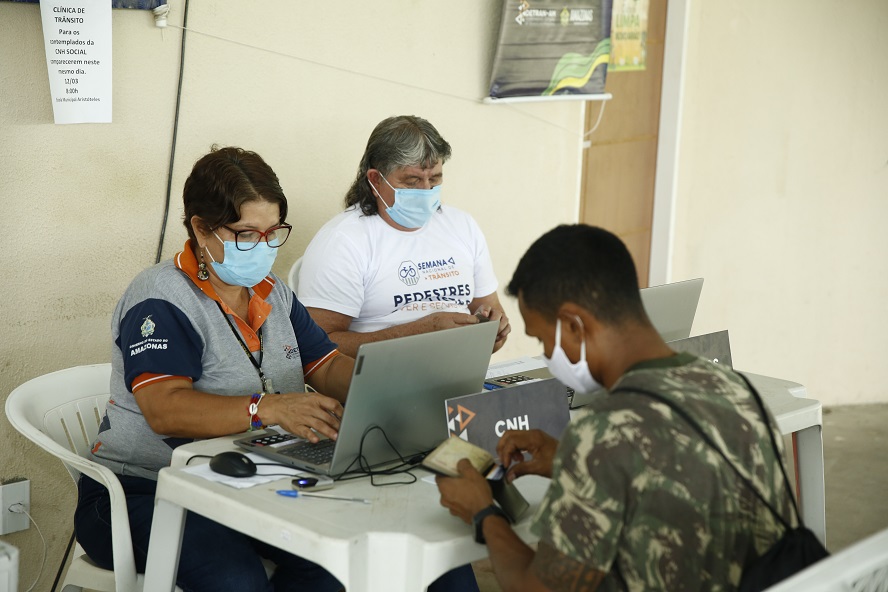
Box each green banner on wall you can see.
[488,0,613,101]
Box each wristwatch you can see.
[472,504,509,544]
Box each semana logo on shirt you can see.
[396,257,460,287]
[392,256,470,313]
[398,261,419,286]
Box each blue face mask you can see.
[371,173,441,229]
[207,233,278,287]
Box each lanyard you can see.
[217,302,273,394]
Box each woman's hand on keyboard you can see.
[261,392,344,443]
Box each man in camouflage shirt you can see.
[436,224,793,591]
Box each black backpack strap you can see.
[611,373,800,532]
[733,372,804,527]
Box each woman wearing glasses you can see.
[75,146,352,591]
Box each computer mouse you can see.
[209,451,257,478]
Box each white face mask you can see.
[543,317,602,395]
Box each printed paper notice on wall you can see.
[609,0,648,71]
[39,0,112,124]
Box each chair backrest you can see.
[287,256,303,293]
[765,527,888,591]
[6,364,142,592]
[6,364,111,484]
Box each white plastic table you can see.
[142,435,550,592]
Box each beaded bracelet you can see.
[248,392,265,431]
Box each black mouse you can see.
[209,451,257,478]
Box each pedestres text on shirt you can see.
[393,283,472,308]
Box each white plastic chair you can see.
[765,527,888,591]
[5,364,182,592]
[287,256,303,293]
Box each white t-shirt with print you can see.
[297,205,499,333]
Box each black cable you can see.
[155,0,190,264]
[50,531,75,592]
[357,430,417,486]
[333,426,426,486]
[188,426,427,485]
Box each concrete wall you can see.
[0,1,584,587]
[673,0,888,405]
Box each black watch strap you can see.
[473,504,509,544]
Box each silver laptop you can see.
[668,330,732,369]
[484,278,705,409]
[235,320,499,476]
[640,278,704,342]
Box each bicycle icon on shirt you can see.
[398,261,419,286]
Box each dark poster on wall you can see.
[488,0,613,101]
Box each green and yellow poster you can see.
[488,0,613,100]
[610,0,649,71]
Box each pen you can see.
[275,490,371,504]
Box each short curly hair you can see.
[182,146,287,243]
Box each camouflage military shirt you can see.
[531,353,794,591]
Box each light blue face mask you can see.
[371,173,442,229]
[207,233,278,287]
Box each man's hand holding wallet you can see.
[427,436,530,535]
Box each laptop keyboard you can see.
[494,374,535,385]
[277,439,336,464]
[241,431,336,465]
[248,432,300,446]
[489,374,576,404]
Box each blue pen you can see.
[275,490,371,504]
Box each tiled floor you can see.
[473,403,888,591]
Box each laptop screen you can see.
[639,278,704,342]
[668,330,732,369]
[237,320,500,475]
[336,319,500,464]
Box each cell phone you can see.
[474,310,492,322]
[291,474,334,492]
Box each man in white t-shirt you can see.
[298,115,511,359]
